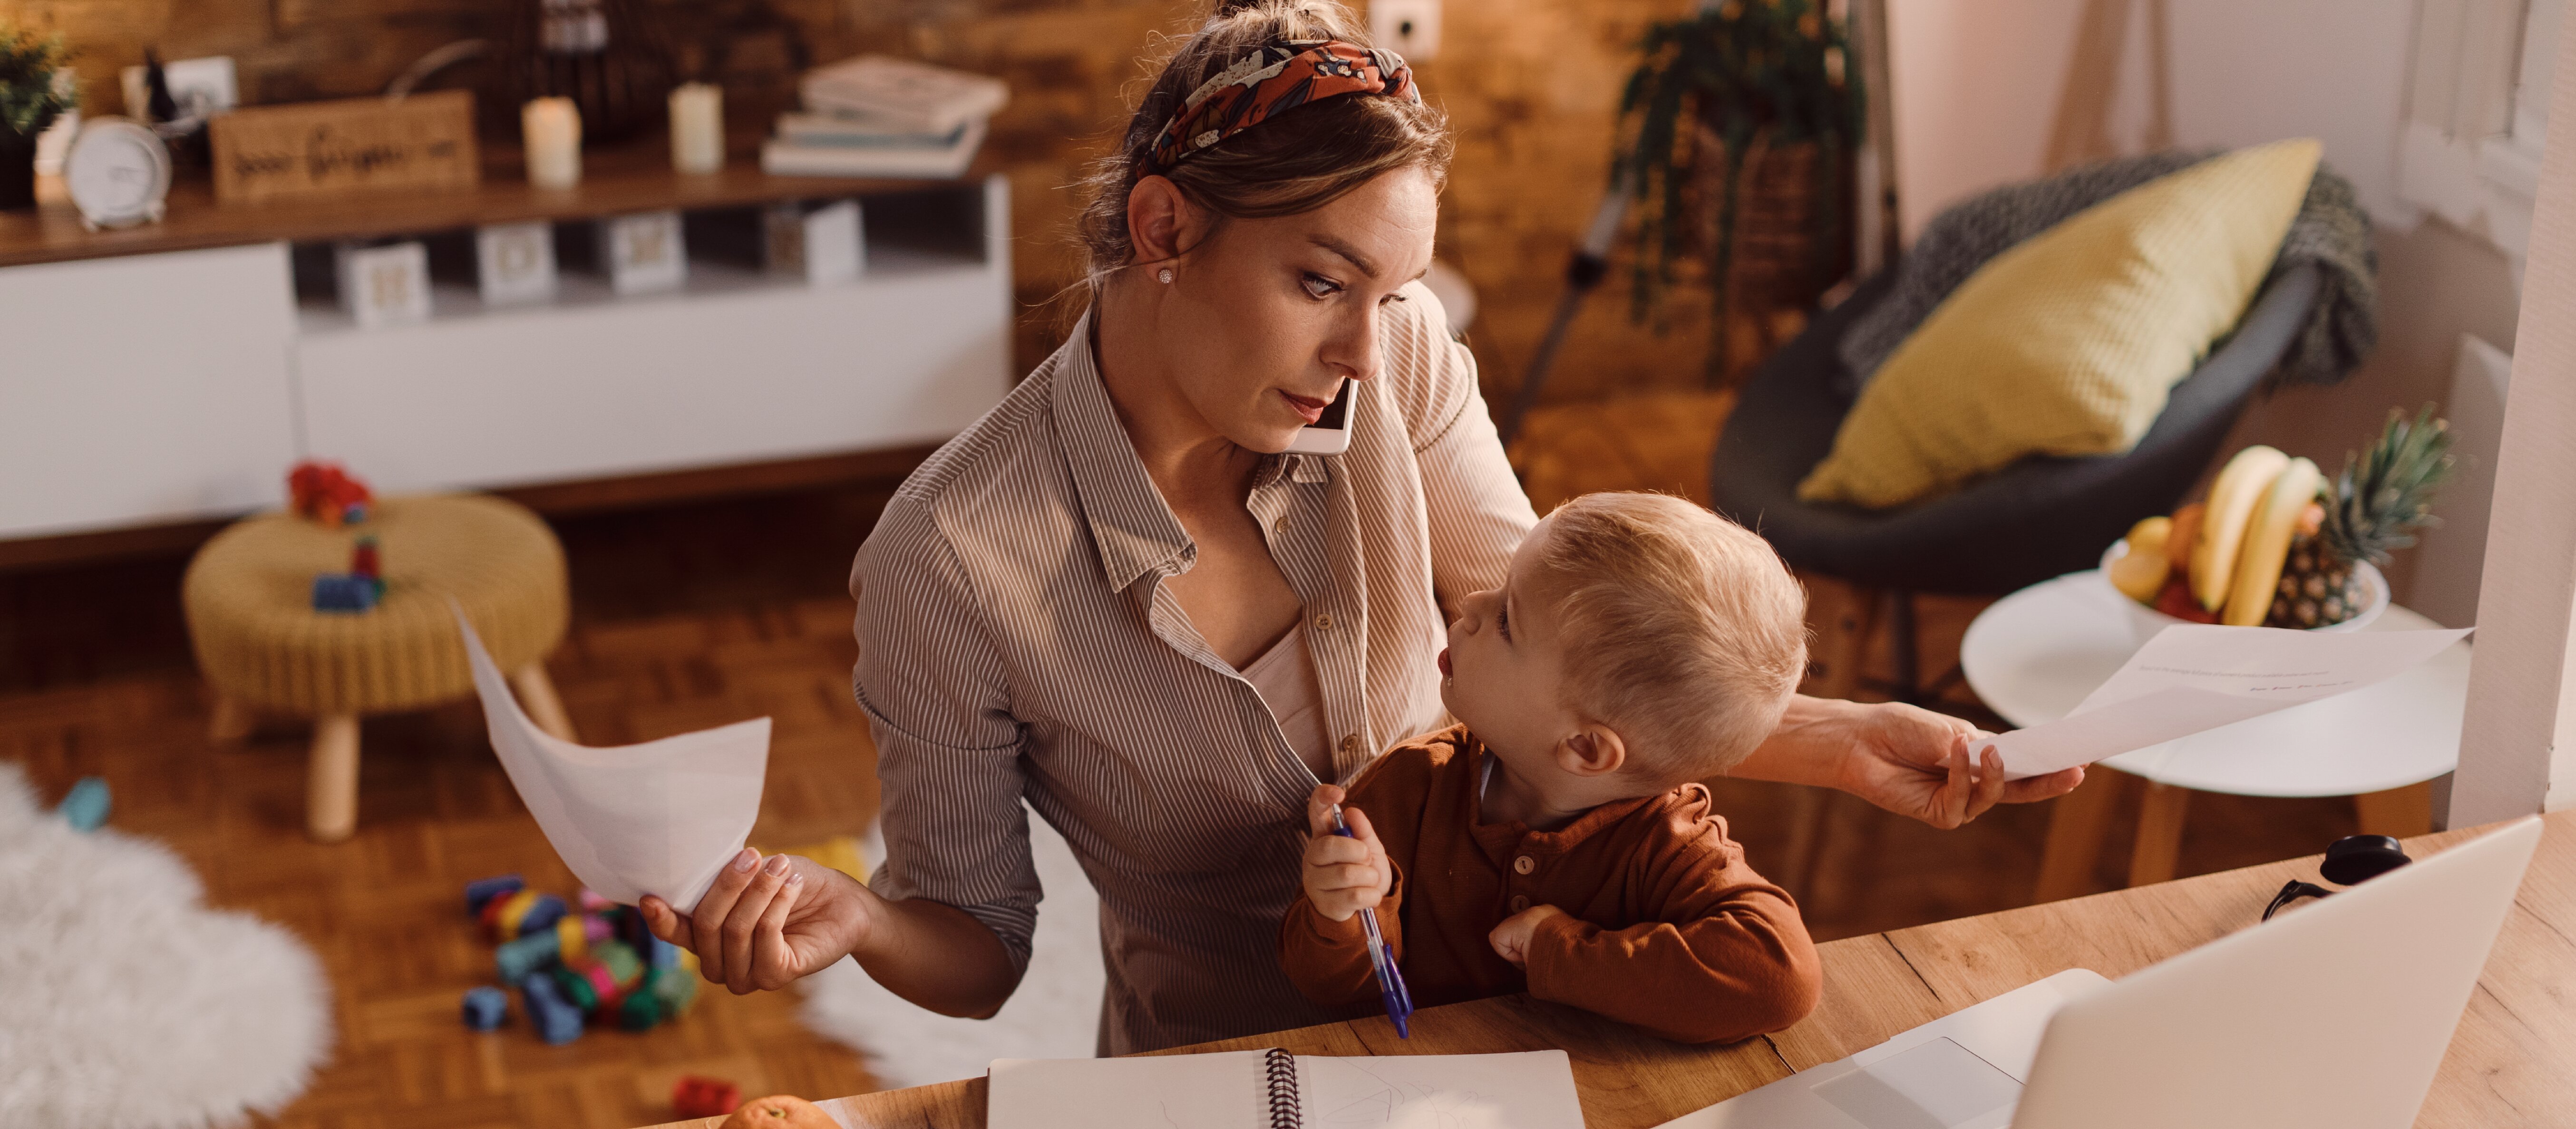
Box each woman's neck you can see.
[1093,280,1261,507]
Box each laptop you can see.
[1663,816,2543,1129]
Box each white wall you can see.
[1884,0,2526,626]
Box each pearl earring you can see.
[1157,267,1174,283]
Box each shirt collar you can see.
[1053,310,1195,593]
[1050,308,1324,591]
[1460,732,1662,857]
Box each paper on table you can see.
[455,605,769,907]
[1974,625,2472,780]
[986,1049,1583,1129]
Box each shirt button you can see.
[1513,855,1535,875]
[1314,613,1334,631]
[1339,733,1360,755]
[1509,895,1530,913]
[1274,515,1291,535]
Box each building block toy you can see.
[673,1076,742,1119]
[288,461,373,528]
[465,875,525,916]
[495,930,561,984]
[310,573,380,613]
[461,985,509,1031]
[593,939,644,991]
[517,892,568,936]
[521,973,584,1045]
[56,777,110,831]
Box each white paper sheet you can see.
[1974,625,2473,780]
[455,605,769,907]
[986,1049,1583,1129]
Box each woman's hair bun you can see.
[1068,0,1449,302]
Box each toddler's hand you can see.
[1488,904,1566,969]
[1302,784,1392,923]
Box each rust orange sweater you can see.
[1277,725,1821,1044]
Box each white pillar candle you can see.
[523,97,583,189]
[669,83,724,175]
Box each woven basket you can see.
[1688,126,1857,385]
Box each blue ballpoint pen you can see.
[1330,802,1414,1038]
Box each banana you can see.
[2191,446,2290,612]
[2222,456,2323,626]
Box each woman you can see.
[644,0,2080,1054]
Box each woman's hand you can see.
[641,848,876,995]
[1738,696,2084,829]
[1828,700,2084,828]
[1302,785,1393,923]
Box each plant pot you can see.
[0,129,37,211]
[1687,126,1857,385]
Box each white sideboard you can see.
[0,175,1013,542]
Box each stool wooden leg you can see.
[2034,766,2131,903]
[2128,781,2192,887]
[2354,782,2434,839]
[510,661,578,743]
[308,714,361,843]
[209,696,255,745]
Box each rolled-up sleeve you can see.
[1383,283,1538,612]
[851,494,1040,973]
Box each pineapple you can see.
[2268,406,2455,628]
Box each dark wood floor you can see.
[0,471,2358,1128]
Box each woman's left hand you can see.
[1826,700,2082,828]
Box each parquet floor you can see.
[0,448,2355,1128]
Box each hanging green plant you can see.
[1613,0,1862,382]
[0,20,77,138]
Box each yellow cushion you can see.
[1797,139,2322,509]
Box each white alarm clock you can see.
[62,117,172,231]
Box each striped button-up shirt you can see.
[851,282,1537,1053]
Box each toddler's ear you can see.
[1555,725,1627,777]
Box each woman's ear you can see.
[1126,174,1205,269]
[1554,725,1627,778]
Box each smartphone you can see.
[1284,380,1355,455]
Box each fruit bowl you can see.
[2100,539,2387,645]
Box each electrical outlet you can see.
[1371,0,1441,62]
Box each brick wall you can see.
[18,0,1716,405]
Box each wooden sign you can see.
[210,90,480,203]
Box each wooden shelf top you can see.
[0,142,988,270]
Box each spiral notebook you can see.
[988,1048,1582,1128]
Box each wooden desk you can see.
[644,811,2576,1128]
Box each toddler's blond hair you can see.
[1533,492,1808,783]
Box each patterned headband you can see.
[1148,40,1419,173]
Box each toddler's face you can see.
[1439,515,1584,769]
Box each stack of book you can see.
[761,55,1007,179]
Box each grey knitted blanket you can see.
[1834,149,2377,402]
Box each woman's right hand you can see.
[641,848,877,995]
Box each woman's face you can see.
[1145,166,1440,454]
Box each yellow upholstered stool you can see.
[183,494,575,842]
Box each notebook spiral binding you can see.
[1264,1047,1303,1128]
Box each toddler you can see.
[1278,492,1820,1043]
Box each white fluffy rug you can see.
[0,764,334,1129]
[799,811,1106,1087]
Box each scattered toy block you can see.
[461,985,509,1031]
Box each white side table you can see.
[1961,570,2470,900]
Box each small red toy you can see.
[673,1076,743,1119]
[288,461,373,528]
